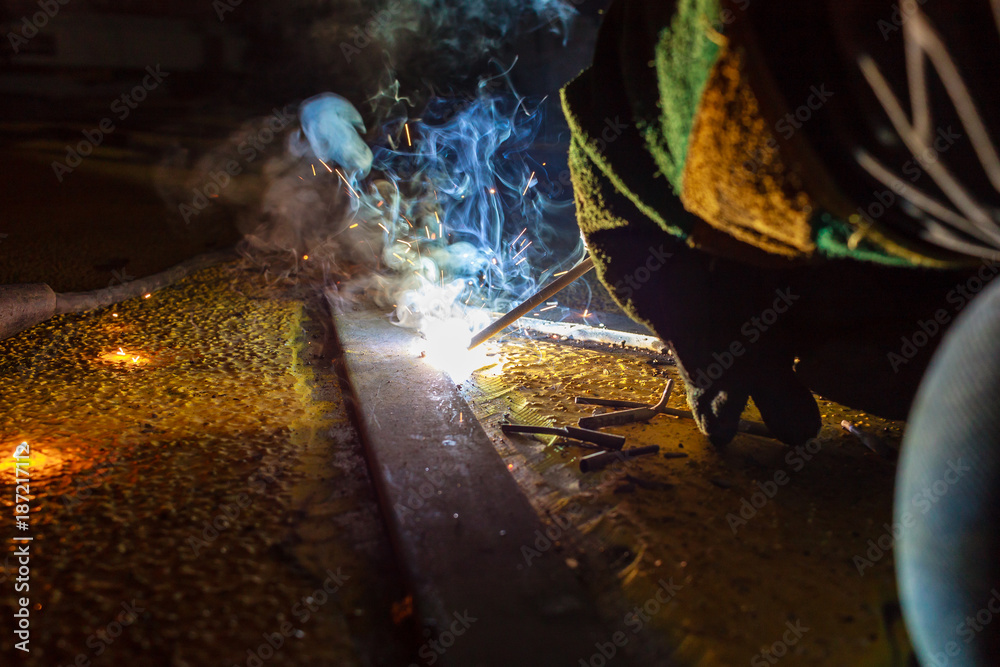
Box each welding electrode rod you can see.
[841,420,897,459]
[575,397,773,439]
[468,256,595,349]
[501,423,625,450]
[580,445,660,473]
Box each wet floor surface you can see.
[0,118,916,666]
[0,264,407,666]
[461,337,912,666]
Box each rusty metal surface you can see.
[333,307,630,667]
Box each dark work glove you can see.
[587,222,977,447]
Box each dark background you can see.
[0,0,610,290]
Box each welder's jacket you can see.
[559,0,1000,445]
[561,0,999,330]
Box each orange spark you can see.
[335,168,359,197]
[522,171,535,196]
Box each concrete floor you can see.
[0,108,915,666]
[0,130,413,665]
[0,264,411,665]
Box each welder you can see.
[561,0,1000,663]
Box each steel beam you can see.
[333,307,624,667]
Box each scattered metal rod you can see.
[841,420,898,460]
[501,423,625,450]
[468,256,595,350]
[580,445,660,473]
[575,395,772,439]
[575,397,649,409]
[495,316,665,353]
[577,381,673,429]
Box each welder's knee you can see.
[897,278,1000,666]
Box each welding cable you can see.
[0,247,238,341]
[896,277,1000,666]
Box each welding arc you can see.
[467,256,595,349]
[0,248,238,341]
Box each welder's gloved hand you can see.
[591,225,818,447]
[291,92,373,177]
[588,222,973,447]
[561,0,986,447]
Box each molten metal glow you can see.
[417,316,494,380]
